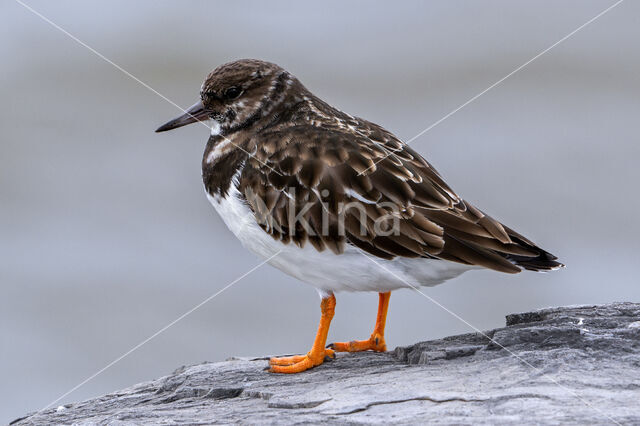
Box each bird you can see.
[156,59,563,374]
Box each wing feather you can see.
[237,119,561,273]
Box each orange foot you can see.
[328,292,391,353]
[328,332,387,352]
[269,294,336,374]
[269,348,335,373]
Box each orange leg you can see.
[328,292,390,352]
[269,294,336,373]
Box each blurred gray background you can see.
[2,0,639,422]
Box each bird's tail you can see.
[501,226,564,272]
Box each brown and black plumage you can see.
[157,59,563,373]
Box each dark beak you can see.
[155,101,209,132]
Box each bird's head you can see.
[156,59,295,135]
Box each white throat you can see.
[210,120,222,136]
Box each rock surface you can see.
[13,303,640,425]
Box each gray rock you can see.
[13,302,640,425]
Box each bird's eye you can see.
[224,86,243,100]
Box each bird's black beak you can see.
[155,101,209,132]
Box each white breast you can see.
[207,182,475,294]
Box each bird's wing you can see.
[238,121,560,273]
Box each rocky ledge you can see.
[13,303,640,425]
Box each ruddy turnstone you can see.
[156,59,563,373]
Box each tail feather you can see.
[502,230,564,272]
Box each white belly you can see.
[207,185,474,294]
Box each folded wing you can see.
[238,120,562,273]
